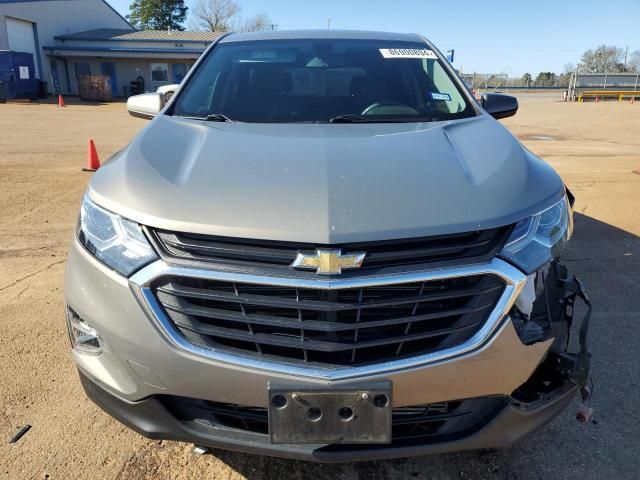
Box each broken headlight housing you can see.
[78,195,158,276]
[500,195,573,274]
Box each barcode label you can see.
[379,48,437,59]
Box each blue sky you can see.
[108,0,640,76]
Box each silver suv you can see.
[64,30,592,462]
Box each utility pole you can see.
[269,24,279,31]
[327,17,331,30]
[624,45,629,71]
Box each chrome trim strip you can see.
[129,258,527,381]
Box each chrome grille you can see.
[152,273,505,367]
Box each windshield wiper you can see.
[176,113,236,122]
[328,114,373,123]
[205,113,235,122]
[328,114,438,124]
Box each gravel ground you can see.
[0,96,639,480]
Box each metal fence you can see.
[459,73,509,91]
[574,73,639,90]
[458,73,566,91]
[460,72,640,94]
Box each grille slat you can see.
[156,281,503,312]
[161,233,297,264]
[159,298,494,332]
[390,410,473,425]
[158,283,356,312]
[151,226,512,272]
[360,236,495,264]
[152,273,505,367]
[171,315,485,352]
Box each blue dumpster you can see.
[0,51,39,100]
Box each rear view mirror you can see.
[481,93,518,119]
[127,93,163,119]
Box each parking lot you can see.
[1,96,639,479]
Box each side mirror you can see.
[127,93,163,119]
[481,93,518,119]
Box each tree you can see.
[557,63,575,88]
[193,0,272,32]
[193,0,240,32]
[521,73,532,88]
[580,45,625,73]
[627,50,640,73]
[231,12,272,32]
[128,0,188,30]
[534,72,557,87]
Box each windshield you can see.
[172,39,475,123]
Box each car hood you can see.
[89,115,564,243]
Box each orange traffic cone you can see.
[58,94,65,107]
[83,139,100,172]
[632,96,635,104]
[595,96,599,104]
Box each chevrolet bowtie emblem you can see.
[291,249,366,275]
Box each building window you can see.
[150,63,169,82]
[172,63,188,83]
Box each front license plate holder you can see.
[268,381,392,444]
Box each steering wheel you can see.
[361,101,419,116]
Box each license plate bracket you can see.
[268,381,392,444]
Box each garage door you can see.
[5,17,39,78]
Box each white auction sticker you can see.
[429,92,451,101]
[19,66,29,79]
[379,48,437,59]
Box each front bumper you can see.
[79,369,577,462]
[65,238,588,461]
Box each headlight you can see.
[78,195,157,276]
[499,195,573,274]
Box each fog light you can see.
[66,306,101,355]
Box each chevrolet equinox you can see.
[64,30,592,462]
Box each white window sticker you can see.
[379,48,437,59]
[19,66,29,80]
[429,92,451,101]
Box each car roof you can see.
[219,30,426,44]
